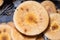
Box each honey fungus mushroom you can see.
[13,1,49,36]
[7,22,36,40]
[0,24,12,40]
[0,0,3,6]
[41,1,57,13]
[45,13,60,39]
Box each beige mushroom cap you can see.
[0,0,3,6]
[45,13,60,39]
[13,1,49,36]
[41,1,56,13]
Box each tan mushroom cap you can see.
[9,22,36,40]
[41,1,56,13]
[7,22,24,40]
[0,0,3,6]
[12,28,36,40]
[45,13,60,39]
[7,22,15,28]
[13,1,49,36]
[0,23,12,40]
[11,28,24,40]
